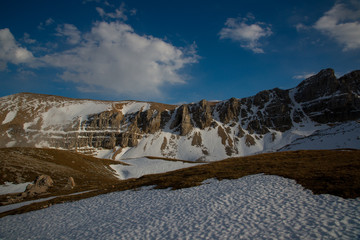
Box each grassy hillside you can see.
[0,147,121,193]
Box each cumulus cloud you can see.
[0,28,34,70]
[219,16,272,53]
[56,24,81,45]
[314,2,360,51]
[40,21,198,97]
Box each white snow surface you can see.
[0,182,32,195]
[1,174,359,240]
[120,101,150,115]
[1,111,17,124]
[110,158,202,180]
[41,102,112,129]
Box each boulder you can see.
[24,175,53,197]
[64,177,75,190]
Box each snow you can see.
[110,157,202,180]
[0,196,57,214]
[120,102,150,115]
[5,141,16,147]
[280,121,360,151]
[288,88,316,130]
[94,149,114,159]
[41,102,111,129]
[0,182,32,195]
[0,191,94,214]
[1,110,17,124]
[0,174,359,239]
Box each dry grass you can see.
[0,147,120,196]
[1,148,359,218]
[134,150,360,198]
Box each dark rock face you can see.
[191,99,213,129]
[295,69,360,123]
[214,88,294,134]
[170,105,193,136]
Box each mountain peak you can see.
[294,68,338,103]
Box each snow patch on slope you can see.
[41,102,112,129]
[0,182,32,195]
[1,175,359,239]
[110,157,202,180]
[280,121,360,151]
[120,102,150,115]
[2,111,17,124]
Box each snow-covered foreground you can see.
[110,158,203,180]
[1,175,359,240]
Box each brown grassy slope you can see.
[0,149,359,218]
[0,147,120,192]
[135,150,360,198]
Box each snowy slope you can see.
[280,121,360,151]
[1,175,359,239]
[110,158,203,180]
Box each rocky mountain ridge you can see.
[1,68,359,161]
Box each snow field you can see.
[1,174,359,239]
[110,158,202,180]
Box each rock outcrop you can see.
[295,69,360,123]
[64,177,75,190]
[23,175,54,197]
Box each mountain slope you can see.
[0,68,359,161]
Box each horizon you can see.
[1,0,360,104]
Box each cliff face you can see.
[294,69,360,123]
[1,69,359,161]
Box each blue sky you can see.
[1,0,359,104]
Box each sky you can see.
[0,0,360,104]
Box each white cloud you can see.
[292,72,316,80]
[40,21,198,97]
[38,18,55,30]
[295,23,310,32]
[96,3,130,20]
[96,7,106,17]
[219,16,272,53]
[56,24,81,45]
[16,68,37,80]
[22,33,36,44]
[0,28,34,70]
[45,18,55,26]
[314,2,360,51]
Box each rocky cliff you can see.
[1,68,359,161]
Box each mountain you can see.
[1,68,359,161]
